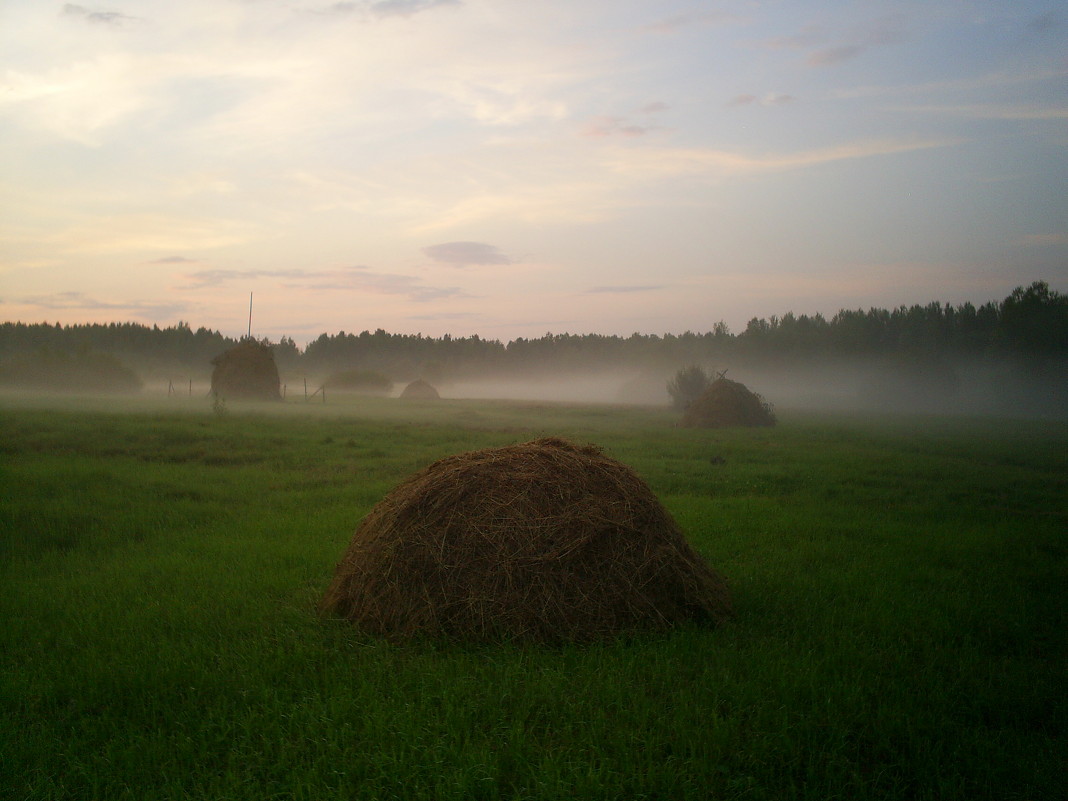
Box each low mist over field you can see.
[436,356,1065,420]
[3,353,1062,422]
[4,280,1066,419]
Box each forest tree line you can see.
[1,281,1065,387]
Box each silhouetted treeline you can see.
[1,282,1065,382]
[736,281,1066,363]
[0,321,235,374]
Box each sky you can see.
[1,0,1066,345]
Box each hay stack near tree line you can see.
[320,437,731,642]
[682,377,776,428]
[210,339,281,401]
[400,378,440,399]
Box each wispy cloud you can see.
[581,103,669,137]
[61,4,139,27]
[17,291,188,317]
[150,256,198,264]
[765,25,824,50]
[642,11,741,34]
[603,137,960,179]
[407,311,481,322]
[430,79,570,126]
[1029,10,1062,33]
[410,181,620,231]
[320,3,358,15]
[727,93,795,107]
[0,54,158,145]
[808,45,863,67]
[180,266,464,302]
[585,285,663,294]
[887,103,1068,120]
[1018,233,1067,247]
[832,67,1068,100]
[581,116,651,137]
[422,241,513,266]
[643,15,693,34]
[314,0,459,19]
[862,15,911,47]
[51,215,258,255]
[370,0,460,19]
[769,14,909,68]
[180,268,305,290]
[728,94,759,107]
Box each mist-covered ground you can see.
[4,352,1063,421]
[437,357,1067,420]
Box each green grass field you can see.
[1,393,1065,800]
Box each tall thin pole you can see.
[247,292,253,340]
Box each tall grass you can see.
[1,394,1065,800]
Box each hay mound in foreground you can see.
[400,378,440,399]
[210,339,281,401]
[321,438,731,642]
[682,377,775,428]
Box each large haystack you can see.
[210,339,281,401]
[400,378,440,399]
[320,437,731,642]
[682,377,775,428]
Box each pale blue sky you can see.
[1,0,1065,343]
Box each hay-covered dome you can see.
[682,377,775,428]
[321,438,731,642]
[399,378,440,399]
[210,339,281,401]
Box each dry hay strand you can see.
[210,339,281,401]
[400,378,440,399]
[320,437,731,643]
[682,377,776,428]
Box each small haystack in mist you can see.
[320,437,731,642]
[400,378,440,399]
[682,377,776,428]
[210,339,281,401]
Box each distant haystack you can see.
[320,437,731,642]
[400,378,440,399]
[682,377,775,428]
[210,339,281,401]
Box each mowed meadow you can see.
[1,393,1065,801]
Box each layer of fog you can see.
[16,356,1060,421]
[439,358,1067,419]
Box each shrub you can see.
[667,365,712,410]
